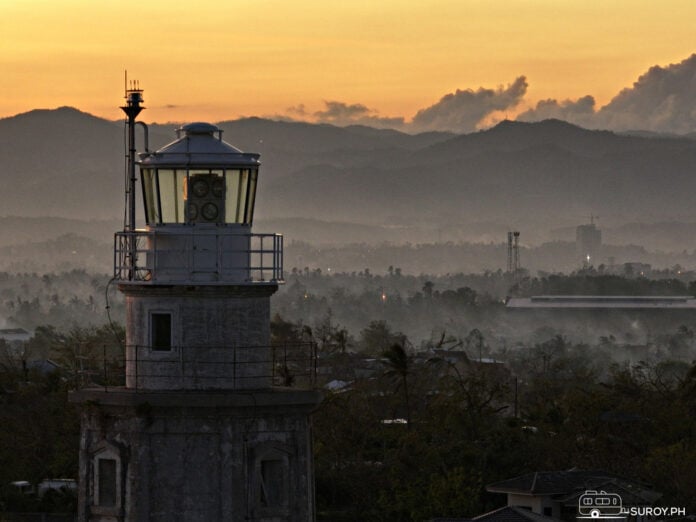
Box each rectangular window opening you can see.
[97,458,117,507]
[151,312,172,351]
[260,459,285,508]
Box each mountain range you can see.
[2,107,696,245]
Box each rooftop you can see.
[487,470,659,504]
[138,122,260,168]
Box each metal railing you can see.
[75,342,317,391]
[114,230,283,284]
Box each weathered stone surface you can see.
[72,389,321,522]
[121,286,276,390]
[74,261,317,520]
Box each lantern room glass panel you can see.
[141,168,159,224]
[224,169,256,224]
[175,170,186,222]
[245,169,258,224]
[141,166,258,225]
[157,169,181,223]
[225,169,240,223]
[236,170,249,223]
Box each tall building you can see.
[70,88,321,521]
[576,222,601,266]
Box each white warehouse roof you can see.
[506,295,696,309]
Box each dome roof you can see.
[139,123,260,168]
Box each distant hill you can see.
[2,108,696,245]
[263,119,696,229]
[0,108,173,219]
[0,108,452,221]
[0,216,119,247]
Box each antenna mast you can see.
[120,73,144,278]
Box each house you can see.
[0,328,32,344]
[0,328,32,358]
[487,469,661,521]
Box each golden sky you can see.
[1,0,696,124]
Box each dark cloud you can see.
[595,54,696,133]
[516,95,596,127]
[410,76,528,133]
[313,101,406,129]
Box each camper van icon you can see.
[577,490,626,519]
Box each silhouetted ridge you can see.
[1,107,696,231]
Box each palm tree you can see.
[382,343,412,427]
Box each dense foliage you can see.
[0,270,695,518]
[309,341,696,520]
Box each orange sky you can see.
[1,0,696,124]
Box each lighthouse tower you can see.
[71,87,321,521]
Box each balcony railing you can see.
[114,229,283,284]
[74,342,317,391]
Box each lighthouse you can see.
[70,86,321,521]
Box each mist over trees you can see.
[0,259,695,519]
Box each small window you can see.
[151,312,172,350]
[97,458,117,507]
[260,459,285,508]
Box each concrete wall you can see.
[73,389,321,522]
[121,285,277,390]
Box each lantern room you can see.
[114,121,283,285]
[139,122,260,226]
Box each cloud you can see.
[516,95,596,127]
[410,76,528,133]
[515,55,696,134]
[278,55,696,135]
[312,101,406,129]
[286,104,308,117]
[594,54,696,133]
[287,78,529,132]
[314,101,371,122]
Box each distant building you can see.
[576,223,601,266]
[506,295,696,310]
[0,328,32,343]
[27,359,61,375]
[622,262,652,278]
[0,328,32,359]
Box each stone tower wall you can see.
[121,285,277,390]
[73,390,320,522]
